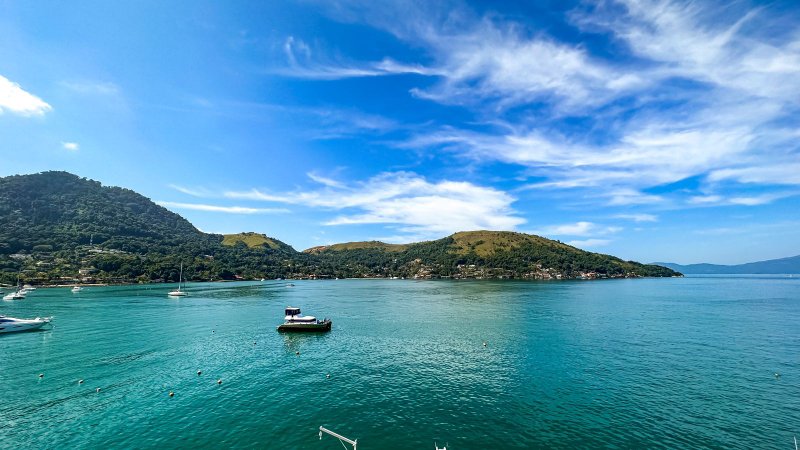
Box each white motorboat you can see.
[71,286,83,293]
[277,306,331,332]
[168,263,188,297]
[22,284,36,291]
[0,315,51,333]
[3,290,26,300]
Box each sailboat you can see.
[168,263,188,297]
[4,273,27,300]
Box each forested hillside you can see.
[0,172,678,285]
[306,231,679,279]
[0,172,306,284]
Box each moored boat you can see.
[168,263,189,297]
[71,286,83,293]
[277,306,331,332]
[3,291,26,300]
[0,315,52,333]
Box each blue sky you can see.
[1,0,799,264]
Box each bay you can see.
[1,276,798,449]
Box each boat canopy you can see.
[285,307,301,316]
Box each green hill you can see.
[0,171,304,284]
[305,230,679,279]
[222,232,292,252]
[0,171,678,284]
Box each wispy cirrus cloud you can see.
[531,221,622,238]
[167,184,217,198]
[273,36,439,80]
[60,81,120,95]
[291,0,800,213]
[614,213,658,223]
[225,171,524,241]
[156,201,289,214]
[566,238,612,248]
[0,75,52,116]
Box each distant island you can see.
[0,171,679,285]
[653,256,800,274]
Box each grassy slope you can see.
[305,241,409,254]
[222,232,281,249]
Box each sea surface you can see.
[1,276,799,449]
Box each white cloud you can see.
[296,1,799,210]
[614,213,658,222]
[225,171,524,239]
[156,201,289,214]
[404,122,752,196]
[274,36,437,80]
[686,192,798,207]
[688,194,723,205]
[167,184,216,197]
[61,81,119,95]
[307,172,346,188]
[532,221,622,237]
[62,142,79,151]
[0,75,52,116]
[708,164,800,186]
[607,189,664,206]
[566,239,612,248]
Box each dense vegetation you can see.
[0,171,678,285]
[0,172,308,284]
[306,231,678,279]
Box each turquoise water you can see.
[1,277,799,449]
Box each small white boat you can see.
[71,286,83,293]
[277,306,331,332]
[3,291,26,300]
[168,263,188,297]
[0,315,52,333]
[22,284,36,291]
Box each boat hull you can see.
[0,319,50,333]
[277,320,332,332]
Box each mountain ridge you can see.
[0,171,679,284]
[653,255,800,274]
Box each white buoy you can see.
[96,387,101,393]
[38,373,44,378]
[217,379,222,385]
[326,374,330,379]
[169,391,174,397]
[78,379,84,384]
